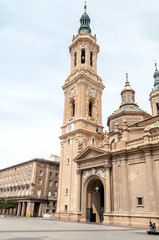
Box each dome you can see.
[80,12,90,22]
[109,106,147,117]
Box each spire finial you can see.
[84,1,87,13]
[126,72,128,83]
[125,72,130,86]
[155,61,158,71]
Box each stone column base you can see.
[103,212,159,227]
[55,212,81,222]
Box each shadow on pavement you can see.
[8,238,48,240]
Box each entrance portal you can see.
[86,178,104,223]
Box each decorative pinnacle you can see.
[84,1,87,13]
[125,72,130,86]
[155,61,158,71]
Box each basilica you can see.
[56,3,159,226]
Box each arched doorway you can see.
[86,178,104,223]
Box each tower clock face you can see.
[67,124,73,132]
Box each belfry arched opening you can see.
[86,178,104,223]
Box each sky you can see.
[0,0,159,169]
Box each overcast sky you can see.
[0,0,159,169]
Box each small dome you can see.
[80,12,90,22]
[153,69,159,78]
[121,73,134,92]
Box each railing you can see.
[0,195,49,200]
[127,138,144,147]
[150,133,159,141]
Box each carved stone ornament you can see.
[82,168,106,182]
[68,86,77,100]
[87,86,96,98]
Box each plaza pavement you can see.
[0,216,156,240]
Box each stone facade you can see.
[56,5,159,227]
[0,157,59,217]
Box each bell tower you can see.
[150,62,159,116]
[56,3,105,221]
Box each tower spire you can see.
[78,2,91,34]
[84,1,87,13]
[125,72,130,87]
[155,61,158,71]
[153,61,159,91]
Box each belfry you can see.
[56,4,159,226]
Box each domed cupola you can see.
[120,73,137,108]
[78,2,91,34]
[153,62,159,91]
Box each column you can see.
[105,167,111,212]
[38,203,43,217]
[145,149,157,212]
[76,169,81,212]
[26,202,35,217]
[121,157,129,212]
[9,208,13,215]
[17,202,21,216]
[21,202,26,217]
[2,209,6,215]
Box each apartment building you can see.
[0,156,59,217]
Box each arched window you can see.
[81,49,85,64]
[90,51,93,67]
[89,101,93,117]
[156,103,159,114]
[74,52,77,66]
[72,101,75,117]
[128,95,131,102]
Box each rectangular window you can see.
[54,191,57,198]
[40,163,44,167]
[37,190,41,197]
[28,170,31,176]
[47,202,50,207]
[50,172,53,177]
[65,205,68,211]
[38,179,42,185]
[55,181,58,187]
[46,209,49,213]
[55,173,59,178]
[65,188,68,195]
[48,191,51,197]
[123,96,126,103]
[49,180,52,186]
[137,197,143,206]
[128,95,131,102]
[26,189,29,196]
[39,170,43,176]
